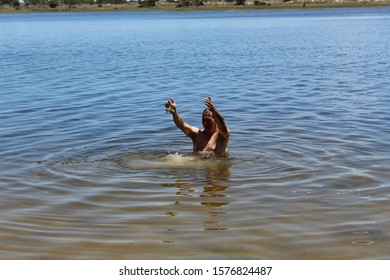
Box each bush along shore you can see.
[1,0,390,13]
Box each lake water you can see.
[1,7,389,259]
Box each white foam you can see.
[118,152,227,170]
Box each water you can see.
[1,7,389,259]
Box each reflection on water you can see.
[160,154,231,232]
[114,151,233,232]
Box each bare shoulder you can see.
[181,125,198,141]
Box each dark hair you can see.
[202,108,213,118]
[202,108,213,115]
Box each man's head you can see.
[202,108,216,131]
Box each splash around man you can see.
[165,97,230,156]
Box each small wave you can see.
[39,150,231,177]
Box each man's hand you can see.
[165,98,177,114]
[204,96,215,111]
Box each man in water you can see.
[165,96,230,155]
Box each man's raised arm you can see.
[204,96,230,139]
[165,98,198,139]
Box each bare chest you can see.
[194,131,218,152]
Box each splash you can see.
[117,151,228,170]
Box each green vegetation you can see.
[254,0,269,5]
[48,0,58,7]
[0,0,389,12]
[138,0,157,8]
[12,0,20,7]
[0,0,127,6]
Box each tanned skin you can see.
[165,97,230,155]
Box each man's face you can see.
[202,110,215,130]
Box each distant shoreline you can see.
[1,1,390,14]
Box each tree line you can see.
[1,0,129,6]
[1,0,257,8]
